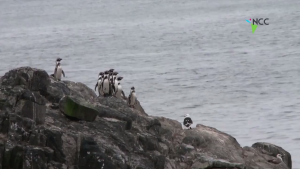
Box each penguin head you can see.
[131,87,135,91]
[99,72,104,76]
[113,72,118,75]
[184,114,190,118]
[104,71,109,75]
[117,77,123,81]
[109,69,114,72]
[56,58,62,62]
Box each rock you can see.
[0,67,293,169]
[0,67,50,92]
[63,81,97,101]
[242,146,289,169]
[15,100,46,125]
[252,142,292,169]
[182,124,244,163]
[59,95,99,122]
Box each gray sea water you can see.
[1,0,299,167]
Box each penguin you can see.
[112,72,118,94]
[103,71,109,78]
[54,62,65,81]
[95,72,104,96]
[183,114,193,129]
[115,77,125,99]
[108,71,114,95]
[108,69,114,81]
[51,58,62,77]
[56,57,62,64]
[127,87,137,108]
[268,154,283,164]
[101,75,110,97]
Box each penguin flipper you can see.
[62,70,65,77]
[54,67,57,76]
[95,82,98,91]
[121,91,125,98]
[128,92,132,105]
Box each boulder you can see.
[182,124,244,163]
[252,142,292,169]
[59,96,99,122]
[242,146,289,169]
[0,67,50,92]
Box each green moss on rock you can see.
[59,96,99,122]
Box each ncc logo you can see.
[246,18,269,33]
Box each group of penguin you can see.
[94,68,137,108]
[50,58,137,108]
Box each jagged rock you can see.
[182,124,244,163]
[0,67,293,169]
[191,155,244,169]
[242,146,289,169]
[252,142,292,169]
[59,95,99,122]
[63,81,97,102]
[0,66,50,92]
[15,100,46,125]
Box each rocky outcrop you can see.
[0,67,292,169]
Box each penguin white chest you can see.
[114,80,119,91]
[116,85,122,98]
[56,66,62,79]
[130,92,136,105]
[102,79,110,94]
[97,79,102,90]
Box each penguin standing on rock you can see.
[127,87,137,108]
[54,62,65,81]
[51,58,62,77]
[115,77,125,99]
[183,114,193,129]
[101,74,110,97]
[112,72,118,94]
[95,72,104,96]
[108,70,114,95]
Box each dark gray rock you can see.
[0,67,293,169]
[59,95,99,122]
[0,66,50,92]
[15,100,46,125]
[252,142,292,169]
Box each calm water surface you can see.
[1,0,299,167]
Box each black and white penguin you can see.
[115,77,125,99]
[103,71,109,78]
[56,57,62,64]
[108,70,115,95]
[101,75,110,97]
[112,72,118,94]
[127,87,136,108]
[183,114,193,129]
[95,72,104,96]
[54,62,65,81]
[51,58,62,77]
